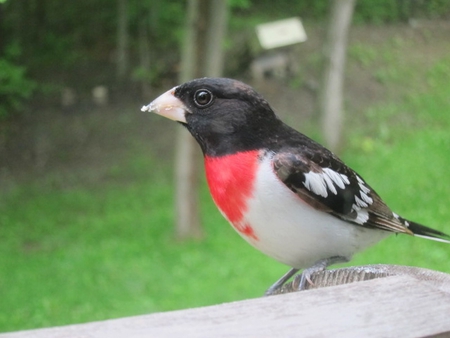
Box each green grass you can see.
[1,58,450,334]
[343,129,450,270]
[341,57,450,270]
[0,158,285,332]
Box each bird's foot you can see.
[264,267,299,296]
[293,256,349,291]
[265,256,349,296]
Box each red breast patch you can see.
[204,150,260,240]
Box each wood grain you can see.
[2,268,450,338]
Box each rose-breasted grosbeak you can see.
[142,77,449,295]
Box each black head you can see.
[143,78,282,156]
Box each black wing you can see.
[272,147,413,235]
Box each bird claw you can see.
[294,256,349,291]
[264,267,299,296]
[293,268,317,291]
[265,256,349,295]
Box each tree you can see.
[138,5,151,97]
[319,0,356,152]
[116,0,129,81]
[174,0,228,240]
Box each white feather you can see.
[414,234,450,244]
[355,195,369,208]
[303,168,351,198]
[360,191,373,204]
[322,172,337,195]
[354,209,370,224]
[303,171,328,198]
[323,167,349,190]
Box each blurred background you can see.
[1,0,450,333]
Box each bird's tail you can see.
[404,218,450,244]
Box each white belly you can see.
[235,156,390,269]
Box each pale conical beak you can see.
[141,86,188,123]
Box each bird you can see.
[141,77,450,295]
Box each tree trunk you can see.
[205,0,228,77]
[116,0,129,81]
[174,0,202,240]
[319,0,356,152]
[174,0,228,240]
[0,4,4,56]
[138,14,151,98]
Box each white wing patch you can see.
[303,168,350,198]
[303,172,328,197]
[356,175,373,206]
[354,209,369,224]
[303,169,375,225]
[355,195,369,208]
[323,167,350,188]
[351,175,375,224]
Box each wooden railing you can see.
[1,265,450,337]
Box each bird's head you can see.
[142,78,280,156]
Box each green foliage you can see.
[354,0,450,23]
[423,0,450,17]
[0,44,36,120]
[1,0,449,96]
[348,42,450,145]
[354,0,403,24]
[0,1,449,112]
[228,0,252,9]
[349,44,377,67]
[234,0,450,24]
[131,66,159,85]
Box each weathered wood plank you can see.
[278,264,450,293]
[2,274,450,338]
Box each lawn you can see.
[1,51,450,334]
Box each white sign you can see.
[256,17,307,50]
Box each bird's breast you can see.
[205,151,389,268]
[204,150,261,241]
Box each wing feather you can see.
[272,148,413,235]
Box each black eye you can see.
[194,89,213,107]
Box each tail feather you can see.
[406,219,450,244]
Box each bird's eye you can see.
[194,89,213,107]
